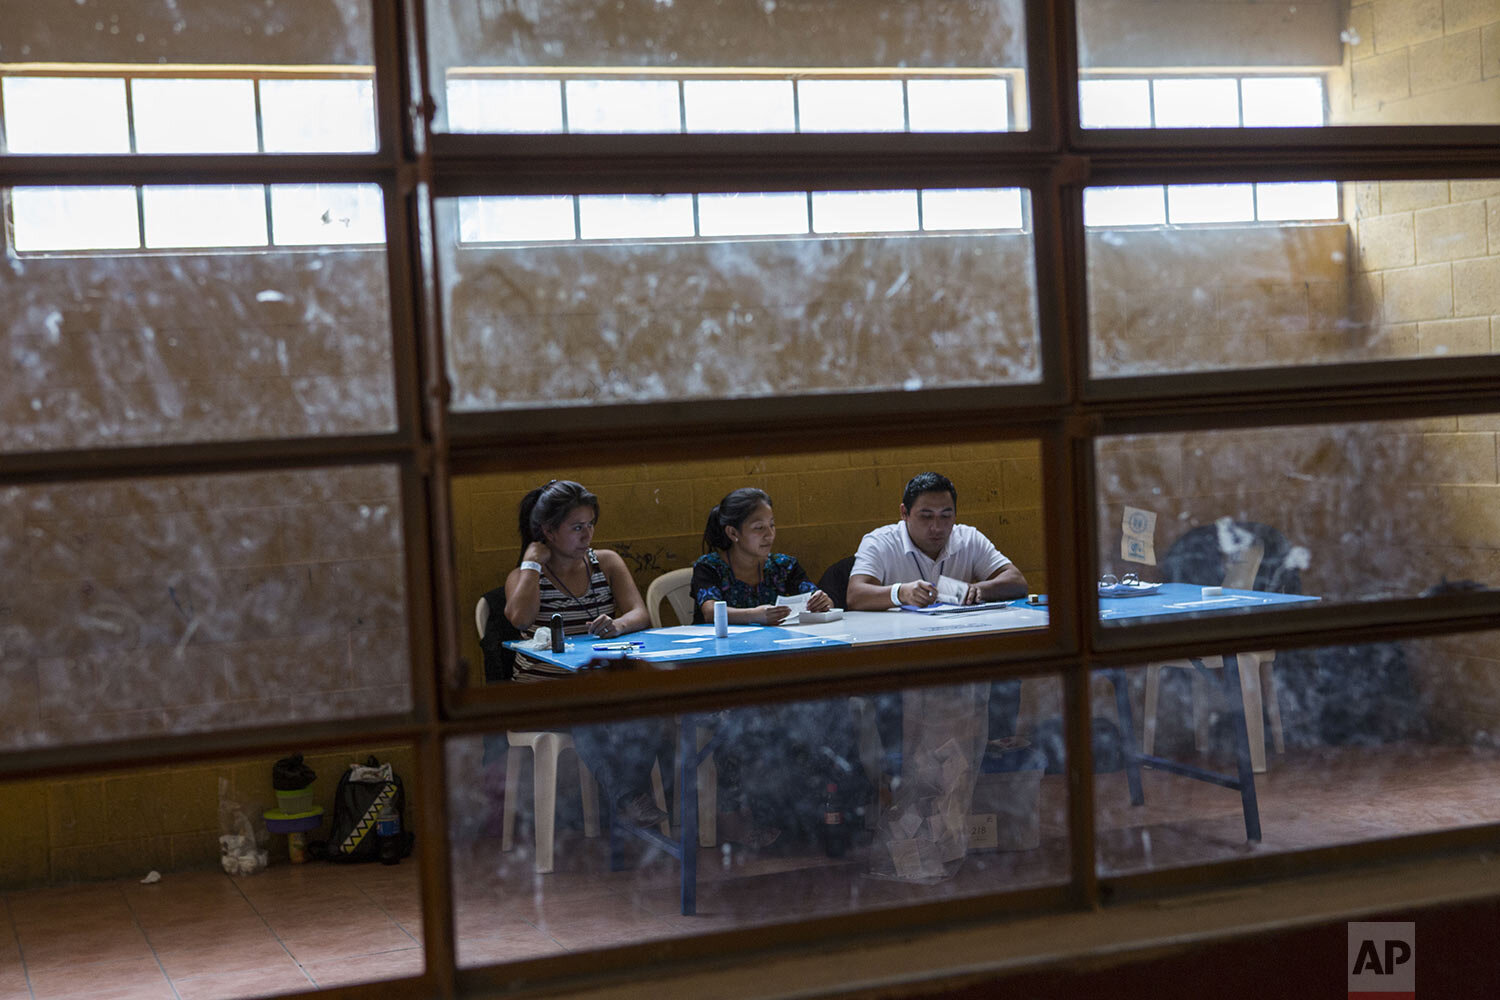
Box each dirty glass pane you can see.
[1094,416,1500,630]
[2,185,394,450]
[1094,628,1500,875]
[426,0,1028,134]
[0,2,376,155]
[439,188,1038,409]
[0,746,422,996]
[1076,1,1500,127]
[0,466,410,751]
[1088,178,1500,377]
[448,677,1064,963]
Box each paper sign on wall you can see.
[1121,506,1157,565]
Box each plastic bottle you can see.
[820,781,849,858]
[550,612,566,653]
[376,795,401,866]
[713,599,728,638]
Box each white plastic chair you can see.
[645,567,718,847]
[476,596,601,873]
[645,567,695,629]
[1141,540,1285,773]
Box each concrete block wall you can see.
[1332,0,1500,124]
[444,235,1041,410]
[453,442,1044,685]
[0,744,416,890]
[1306,0,1500,690]
[1096,423,1477,597]
[1087,225,1353,374]
[1333,0,1500,739]
[1349,179,1500,356]
[2,251,394,451]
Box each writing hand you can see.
[587,614,618,637]
[523,541,552,566]
[806,590,833,612]
[905,581,938,607]
[757,605,791,625]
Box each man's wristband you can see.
[520,560,543,575]
[890,583,903,607]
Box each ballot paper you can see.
[936,575,969,605]
[775,592,811,613]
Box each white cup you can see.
[713,600,729,637]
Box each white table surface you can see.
[780,605,1051,645]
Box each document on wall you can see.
[1122,506,1158,565]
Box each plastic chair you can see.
[476,593,601,873]
[1142,521,1300,773]
[645,567,719,846]
[817,555,856,610]
[645,566,695,629]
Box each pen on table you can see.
[592,640,645,651]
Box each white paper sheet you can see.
[653,625,756,636]
[775,592,811,612]
[936,575,969,605]
[634,647,703,660]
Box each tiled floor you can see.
[0,864,424,1000]
[5,743,1500,999]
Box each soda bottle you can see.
[820,782,849,858]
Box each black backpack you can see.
[312,755,414,863]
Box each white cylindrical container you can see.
[713,599,729,637]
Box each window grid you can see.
[456,187,1026,246]
[0,69,382,253]
[4,4,1500,998]
[443,69,1015,137]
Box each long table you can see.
[508,583,1315,913]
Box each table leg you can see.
[1105,669,1145,806]
[680,715,697,916]
[1219,654,1262,842]
[608,798,626,871]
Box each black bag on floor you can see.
[310,755,414,863]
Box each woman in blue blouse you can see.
[691,487,832,624]
[691,488,859,849]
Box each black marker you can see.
[550,613,565,653]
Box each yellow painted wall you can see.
[0,744,415,891]
[454,442,1045,685]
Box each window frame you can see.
[4,1,1500,997]
[0,63,383,254]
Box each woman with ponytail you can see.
[691,488,859,849]
[690,487,832,624]
[502,480,670,827]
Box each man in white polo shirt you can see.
[846,472,1029,880]
[846,471,1027,610]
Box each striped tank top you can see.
[514,549,616,682]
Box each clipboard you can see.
[899,600,1016,615]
